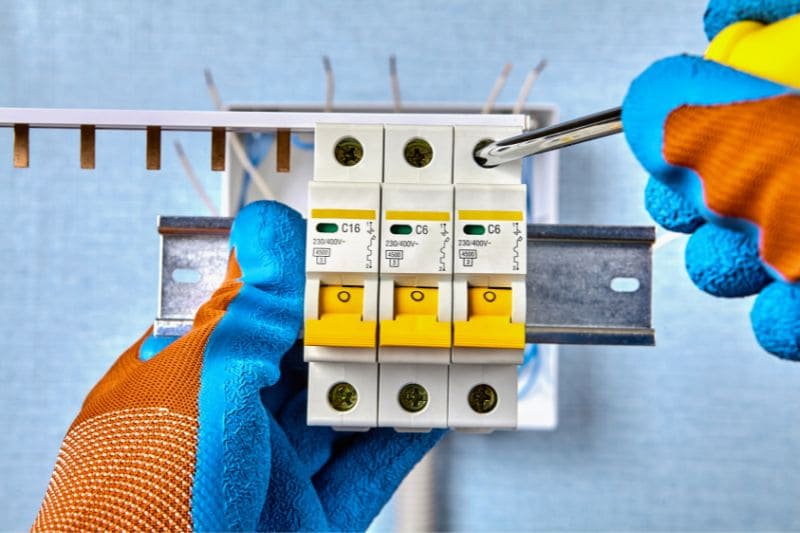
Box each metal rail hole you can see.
[610,277,640,293]
[172,268,202,284]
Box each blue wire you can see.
[291,133,314,151]
[518,344,541,398]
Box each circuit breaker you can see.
[305,122,527,432]
[305,124,383,430]
[378,125,453,430]
[450,126,526,430]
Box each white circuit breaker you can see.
[450,126,526,430]
[305,122,527,432]
[305,124,383,430]
[378,125,453,430]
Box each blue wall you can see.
[1,1,799,530]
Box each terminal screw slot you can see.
[328,382,358,412]
[398,383,429,413]
[403,137,433,168]
[334,136,364,166]
[468,383,497,414]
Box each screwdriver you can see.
[473,106,622,167]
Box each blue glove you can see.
[622,0,800,359]
[34,200,443,532]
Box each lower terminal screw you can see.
[468,383,497,414]
[328,382,358,412]
[398,383,429,413]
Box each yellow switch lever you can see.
[454,287,524,349]
[380,286,451,348]
[305,285,376,348]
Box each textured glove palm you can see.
[33,201,442,531]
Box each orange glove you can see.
[33,201,443,531]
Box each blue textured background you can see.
[2,1,799,530]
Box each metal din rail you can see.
[155,217,654,346]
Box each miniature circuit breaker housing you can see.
[305,122,528,432]
[305,124,383,429]
[378,125,454,430]
[450,125,526,430]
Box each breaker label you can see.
[454,220,525,273]
[308,216,378,272]
[380,219,452,273]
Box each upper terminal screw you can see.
[472,138,495,167]
[403,138,433,168]
[328,382,358,412]
[398,383,429,413]
[334,136,364,166]
[468,383,497,414]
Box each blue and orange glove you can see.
[622,0,800,358]
[33,201,443,531]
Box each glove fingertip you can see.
[230,200,306,291]
[685,224,770,297]
[645,176,704,233]
[751,281,800,360]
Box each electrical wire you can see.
[481,62,512,114]
[174,140,219,216]
[653,230,685,250]
[322,56,334,112]
[389,55,402,112]
[203,68,275,201]
[512,59,547,115]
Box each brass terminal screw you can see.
[334,136,364,166]
[403,138,433,168]
[398,383,429,413]
[468,383,497,414]
[328,382,358,412]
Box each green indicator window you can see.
[463,224,486,235]
[316,222,339,233]
[390,224,413,235]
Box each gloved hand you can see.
[622,0,800,359]
[33,201,443,531]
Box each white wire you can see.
[389,55,402,112]
[203,68,275,201]
[174,140,219,216]
[481,63,512,114]
[512,59,547,115]
[322,56,335,112]
[653,230,685,251]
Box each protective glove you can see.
[33,200,443,531]
[622,0,800,359]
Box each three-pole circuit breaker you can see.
[305,123,526,432]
